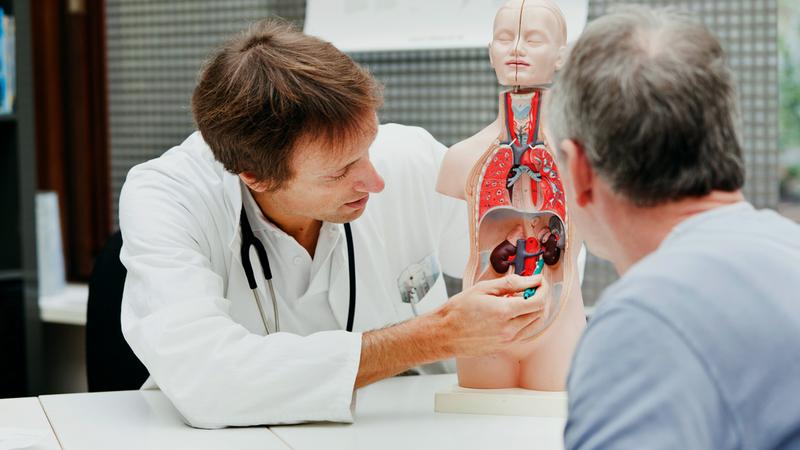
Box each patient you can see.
[437,0,585,391]
[546,7,800,449]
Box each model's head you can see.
[545,7,745,260]
[490,0,567,87]
[192,19,385,223]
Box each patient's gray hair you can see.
[546,6,745,206]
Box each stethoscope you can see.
[239,207,357,334]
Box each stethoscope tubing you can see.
[240,207,355,334]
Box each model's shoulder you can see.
[448,123,500,157]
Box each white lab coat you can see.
[118,124,469,428]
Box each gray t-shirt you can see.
[565,202,800,450]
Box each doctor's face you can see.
[272,117,385,224]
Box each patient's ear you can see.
[560,139,594,207]
[239,172,272,193]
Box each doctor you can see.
[119,19,546,428]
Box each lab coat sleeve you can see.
[118,159,362,429]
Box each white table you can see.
[271,374,566,450]
[30,375,566,449]
[38,391,288,450]
[0,397,61,450]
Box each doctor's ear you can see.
[560,139,594,207]
[239,172,273,193]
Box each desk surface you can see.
[38,391,288,450]
[30,375,566,450]
[272,374,566,450]
[0,397,61,450]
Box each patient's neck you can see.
[611,190,745,275]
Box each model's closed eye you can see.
[525,31,547,44]
[494,31,515,42]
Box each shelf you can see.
[0,270,23,281]
[3,0,42,397]
[39,284,88,326]
[0,1,13,15]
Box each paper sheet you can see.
[304,0,589,52]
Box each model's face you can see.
[268,116,385,224]
[490,4,564,87]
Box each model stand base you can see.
[434,385,567,417]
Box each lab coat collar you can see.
[224,170,245,255]
[182,130,244,256]
[304,223,344,299]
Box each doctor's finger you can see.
[477,274,542,296]
[525,279,550,303]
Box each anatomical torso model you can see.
[437,0,585,390]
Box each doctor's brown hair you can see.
[192,19,383,190]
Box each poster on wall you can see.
[304,0,589,52]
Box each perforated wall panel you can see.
[107,0,778,305]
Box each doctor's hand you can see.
[356,274,549,388]
[437,274,549,358]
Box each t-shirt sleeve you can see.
[565,302,731,449]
